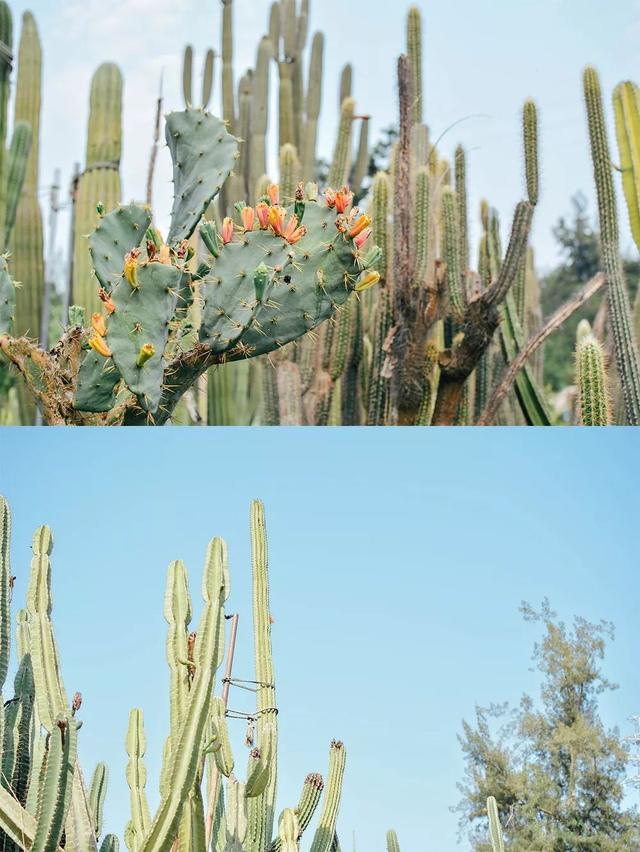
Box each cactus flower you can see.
[325,188,337,208]
[268,205,287,237]
[267,184,280,206]
[256,202,270,229]
[335,187,354,213]
[91,313,107,337]
[355,270,381,292]
[283,214,307,244]
[124,250,140,288]
[88,335,112,358]
[348,214,372,239]
[136,343,156,367]
[241,206,255,231]
[221,217,235,244]
[354,228,371,250]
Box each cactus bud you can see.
[267,183,280,206]
[256,202,270,229]
[91,313,107,337]
[124,250,140,288]
[254,263,270,302]
[241,206,255,231]
[136,343,156,367]
[355,270,380,292]
[88,335,112,358]
[221,217,235,244]
[348,214,372,239]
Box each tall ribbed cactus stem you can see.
[406,7,423,124]
[487,796,505,852]
[308,741,346,852]
[583,66,640,424]
[386,830,401,852]
[12,11,44,425]
[72,63,123,316]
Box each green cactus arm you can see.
[301,32,323,182]
[163,561,193,743]
[99,836,119,852]
[207,697,234,778]
[138,539,226,852]
[584,66,640,424]
[386,830,400,852]
[406,7,422,124]
[25,526,68,733]
[576,323,611,425]
[0,1,12,243]
[454,146,469,271]
[613,81,640,252]
[165,110,238,246]
[441,187,465,321]
[64,766,99,852]
[276,809,299,852]
[249,500,277,842]
[523,99,539,207]
[73,353,122,415]
[308,742,346,852]
[487,797,505,852]
[351,119,369,198]
[4,653,35,807]
[268,773,324,852]
[3,120,31,248]
[125,709,151,844]
[0,495,10,692]
[327,99,354,188]
[0,784,63,852]
[225,778,248,852]
[221,0,235,135]
[32,715,78,852]
[250,37,271,196]
[88,764,108,840]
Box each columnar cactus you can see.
[11,11,44,425]
[72,63,123,316]
[584,66,640,424]
[0,497,350,852]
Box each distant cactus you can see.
[0,495,348,852]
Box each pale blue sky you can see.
[6,0,640,275]
[1,428,638,849]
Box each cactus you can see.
[0,496,351,852]
[11,13,44,357]
[386,830,400,852]
[584,66,640,424]
[575,320,611,426]
[487,797,505,852]
[0,98,381,424]
[72,63,123,316]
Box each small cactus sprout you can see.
[136,343,155,368]
[575,320,611,426]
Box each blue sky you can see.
[0,428,638,849]
[6,0,640,275]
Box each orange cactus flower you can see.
[221,217,235,244]
[256,202,270,229]
[91,313,107,337]
[348,214,372,239]
[241,206,255,232]
[88,335,112,358]
[355,270,381,292]
[267,184,280,206]
[268,205,287,237]
[335,187,354,214]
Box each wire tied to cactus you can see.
[222,677,275,692]
[82,161,119,175]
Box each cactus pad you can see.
[89,204,152,292]
[166,110,239,246]
[0,256,15,333]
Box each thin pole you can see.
[63,163,81,320]
[205,612,239,848]
[41,168,61,346]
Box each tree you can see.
[456,601,640,851]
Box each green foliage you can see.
[457,601,639,850]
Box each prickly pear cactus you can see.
[0,256,14,333]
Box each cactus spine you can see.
[583,66,640,424]
[11,12,43,425]
[72,63,123,315]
